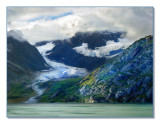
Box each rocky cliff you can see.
[77,35,153,103]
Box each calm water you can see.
[7,103,153,118]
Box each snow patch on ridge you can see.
[73,38,133,58]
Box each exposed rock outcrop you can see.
[77,35,153,103]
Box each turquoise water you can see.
[7,103,153,118]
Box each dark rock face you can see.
[7,36,49,71]
[46,41,106,71]
[69,31,126,49]
[34,41,51,47]
[45,31,125,71]
[7,36,49,90]
[78,35,153,103]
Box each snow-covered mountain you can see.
[35,30,131,71]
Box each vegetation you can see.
[7,82,36,103]
[38,78,83,103]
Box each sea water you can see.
[7,103,153,118]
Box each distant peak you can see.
[7,30,27,42]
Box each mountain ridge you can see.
[35,30,126,71]
[7,33,50,103]
[77,35,153,103]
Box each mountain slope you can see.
[37,31,125,71]
[7,36,49,71]
[7,31,50,102]
[66,31,125,49]
[46,41,106,71]
[77,35,153,103]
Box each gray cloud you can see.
[7,7,153,44]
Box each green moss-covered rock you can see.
[77,35,153,103]
[38,78,83,103]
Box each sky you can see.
[7,7,153,45]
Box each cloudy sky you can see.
[7,7,153,45]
